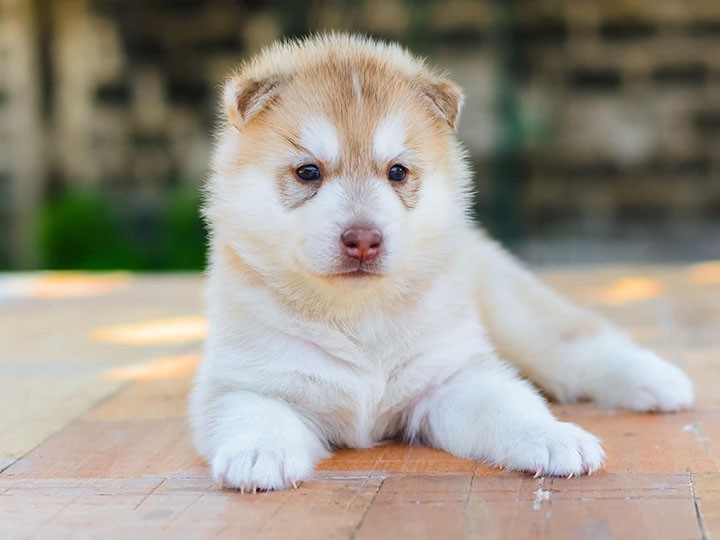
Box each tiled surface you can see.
[0,267,719,539]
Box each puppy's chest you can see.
[319,371,403,447]
[261,328,412,443]
[292,321,476,447]
[272,304,487,446]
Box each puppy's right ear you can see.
[414,76,465,130]
[223,74,283,130]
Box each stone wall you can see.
[1,0,719,266]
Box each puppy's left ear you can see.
[223,73,283,130]
[415,76,465,130]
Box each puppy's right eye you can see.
[388,164,408,182]
[295,164,322,182]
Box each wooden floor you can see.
[1,265,719,539]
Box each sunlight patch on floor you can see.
[588,277,665,305]
[90,316,207,345]
[0,272,130,301]
[105,353,201,381]
[688,261,720,284]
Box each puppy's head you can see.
[207,34,472,306]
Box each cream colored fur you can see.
[190,34,694,491]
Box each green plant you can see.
[37,190,140,270]
[160,189,207,270]
[36,186,208,271]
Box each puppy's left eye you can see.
[388,164,407,182]
[296,164,322,182]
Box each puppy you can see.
[190,34,694,491]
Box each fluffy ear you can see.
[415,76,465,130]
[223,74,283,129]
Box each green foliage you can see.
[161,189,207,270]
[38,191,139,270]
[37,188,207,271]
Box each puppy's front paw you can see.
[212,439,317,492]
[502,420,605,477]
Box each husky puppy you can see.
[190,34,694,491]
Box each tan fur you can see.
[219,34,462,211]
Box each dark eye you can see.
[295,164,322,182]
[388,164,407,182]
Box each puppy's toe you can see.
[502,421,605,477]
[212,441,314,492]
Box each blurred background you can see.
[1,0,719,271]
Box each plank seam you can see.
[690,472,710,540]
[351,476,386,539]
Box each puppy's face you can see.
[208,39,470,296]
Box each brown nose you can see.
[341,228,383,261]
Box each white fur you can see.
[208,392,329,491]
[292,177,406,277]
[191,35,694,492]
[373,114,406,163]
[300,116,340,164]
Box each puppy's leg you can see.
[472,237,693,411]
[190,388,328,491]
[409,361,605,476]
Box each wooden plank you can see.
[3,418,204,479]
[89,362,196,421]
[242,476,384,540]
[538,497,700,540]
[552,410,720,474]
[317,443,486,475]
[0,478,160,539]
[357,473,701,540]
[0,374,125,461]
[0,475,384,540]
[694,473,720,540]
[355,496,471,539]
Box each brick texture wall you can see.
[1,0,719,266]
